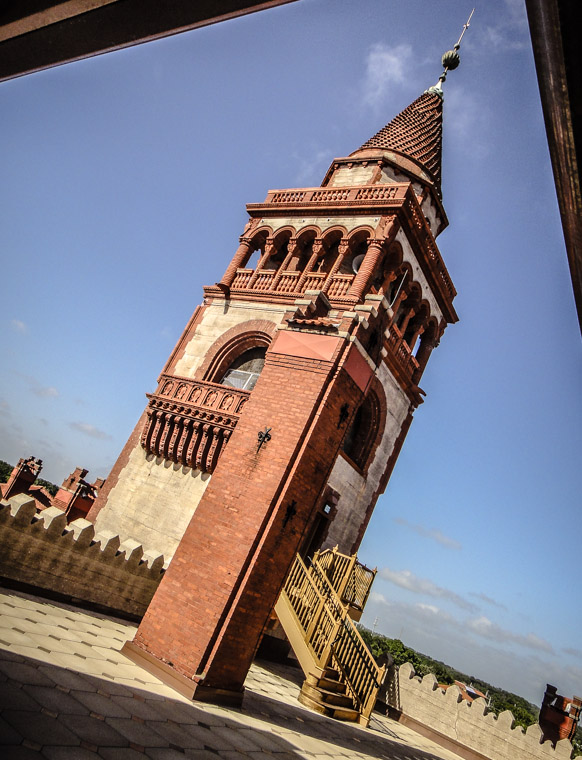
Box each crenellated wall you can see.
[390,662,575,760]
[0,494,165,619]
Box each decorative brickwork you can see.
[141,375,249,473]
[539,684,582,745]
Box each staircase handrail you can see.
[331,619,386,720]
[314,547,376,610]
[281,552,384,722]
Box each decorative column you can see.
[297,240,324,291]
[412,334,437,383]
[407,323,425,353]
[348,239,385,302]
[219,238,254,287]
[390,287,408,322]
[247,238,275,288]
[322,239,350,294]
[271,238,298,290]
[399,307,416,336]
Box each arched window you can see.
[263,240,288,271]
[220,346,266,391]
[339,239,367,275]
[342,392,380,469]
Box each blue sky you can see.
[1,0,580,707]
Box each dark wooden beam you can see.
[526,0,582,334]
[0,0,298,83]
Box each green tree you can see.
[0,460,13,483]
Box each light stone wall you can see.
[393,662,573,760]
[395,228,444,323]
[256,216,381,237]
[324,361,411,553]
[0,495,165,618]
[380,165,424,196]
[174,300,288,378]
[96,301,287,560]
[420,194,443,236]
[94,446,211,560]
[328,165,376,186]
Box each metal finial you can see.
[426,9,474,98]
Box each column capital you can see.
[338,239,350,256]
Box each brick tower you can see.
[89,65,460,704]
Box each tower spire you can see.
[426,8,474,98]
[354,11,474,195]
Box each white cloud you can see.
[361,596,573,704]
[293,147,333,187]
[11,319,27,334]
[394,516,462,550]
[34,386,59,399]
[379,567,477,612]
[469,592,507,611]
[15,372,59,399]
[69,422,112,440]
[466,616,554,654]
[470,0,529,54]
[362,42,413,108]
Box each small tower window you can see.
[220,347,266,391]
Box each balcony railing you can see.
[385,325,420,379]
[230,267,353,299]
[261,184,407,206]
[141,375,249,473]
[314,547,376,614]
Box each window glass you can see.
[220,347,266,390]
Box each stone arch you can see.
[261,227,295,271]
[196,319,277,384]
[342,384,385,473]
[244,227,271,269]
[403,299,431,352]
[373,241,404,298]
[320,225,348,247]
[341,227,374,276]
[287,226,320,273]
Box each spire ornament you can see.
[426,9,474,98]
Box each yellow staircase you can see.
[274,548,385,726]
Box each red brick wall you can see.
[132,333,365,694]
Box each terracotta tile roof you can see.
[358,91,443,189]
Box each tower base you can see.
[121,640,245,706]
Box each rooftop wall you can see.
[0,494,165,618]
[391,662,574,760]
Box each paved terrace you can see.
[0,588,461,760]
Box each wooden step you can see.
[317,675,347,693]
[298,688,359,722]
[301,681,354,708]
